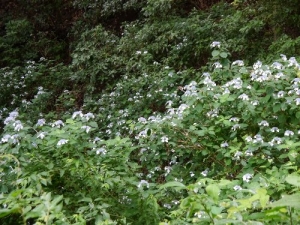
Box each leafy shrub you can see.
[0,19,36,67]
[1,44,300,224]
[2,1,300,224]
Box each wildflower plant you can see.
[132,45,300,224]
[1,37,300,224]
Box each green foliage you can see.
[1,1,300,224]
[0,19,35,67]
[1,47,300,224]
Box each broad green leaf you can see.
[79,197,93,202]
[66,119,75,124]
[257,188,269,208]
[270,194,300,208]
[159,181,186,190]
[212,50,220,57]
[296,111,300,119]
[206,184,220,201]
[89,121,98,128]
[218,179,231,188]
[0,208,17,219]
[220,52,228,58]
[211,206,222,215]
[50,195,63,209]
[239,67,248,74]
[215,219,251,225]
[285,174,300,187]
[273,104,281,113]
[60,169,65,177]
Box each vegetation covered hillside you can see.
[0,0,300,224]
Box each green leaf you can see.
[206,184,220,201]
[212,50,220,57]
[195,130,205,136]
[89,121,98,128]
[273,104,281,113]
[79,197,93,203]
[270,193,300,208]
[220,52,228,58]
[285,174,300,187]
[257,188,269,208]
[159,181,186,190]
[239,67,248,74]
[66,119,75,124]
[60,169,65,177]
[51,195,63,207]
[215,219,249,225]
[211,206,222,215]
[0,208,18,219]
[266,87,274,95]
[147,129,151,136]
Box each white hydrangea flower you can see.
[213,62,222,69]
[201,169,209,177]
[13,120,23,132]
[52,120,64,128]
[81,125,91,133]
[245,136,252,142]
[210,41,221,48]
[233,185,242,191]
[36,118,46,126]
[269,137,282,146]
[232,124,241,131]
[37,132,47,139]
[72,111,83,119]
[270,127,279,132]
[137,180,149,189]
[83,112,95,121]
[243,173,253,182]
[232,60,244,66]
[284,130,294,136]
[277,91,285,98]
[295,98,300,105]
[161,136,168,143]
[238,93,249,101]
[258,120,269,127]
[229,117,239,122]
[253,134,264,143]
[1,134,11,143]
[57,139,68,146]
[221,142,229,148]
[96,147,107,155]
[234,151,243,160]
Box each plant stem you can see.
[288,207,293,225]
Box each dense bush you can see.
[1,44,300,224]
[1,1,300,224]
